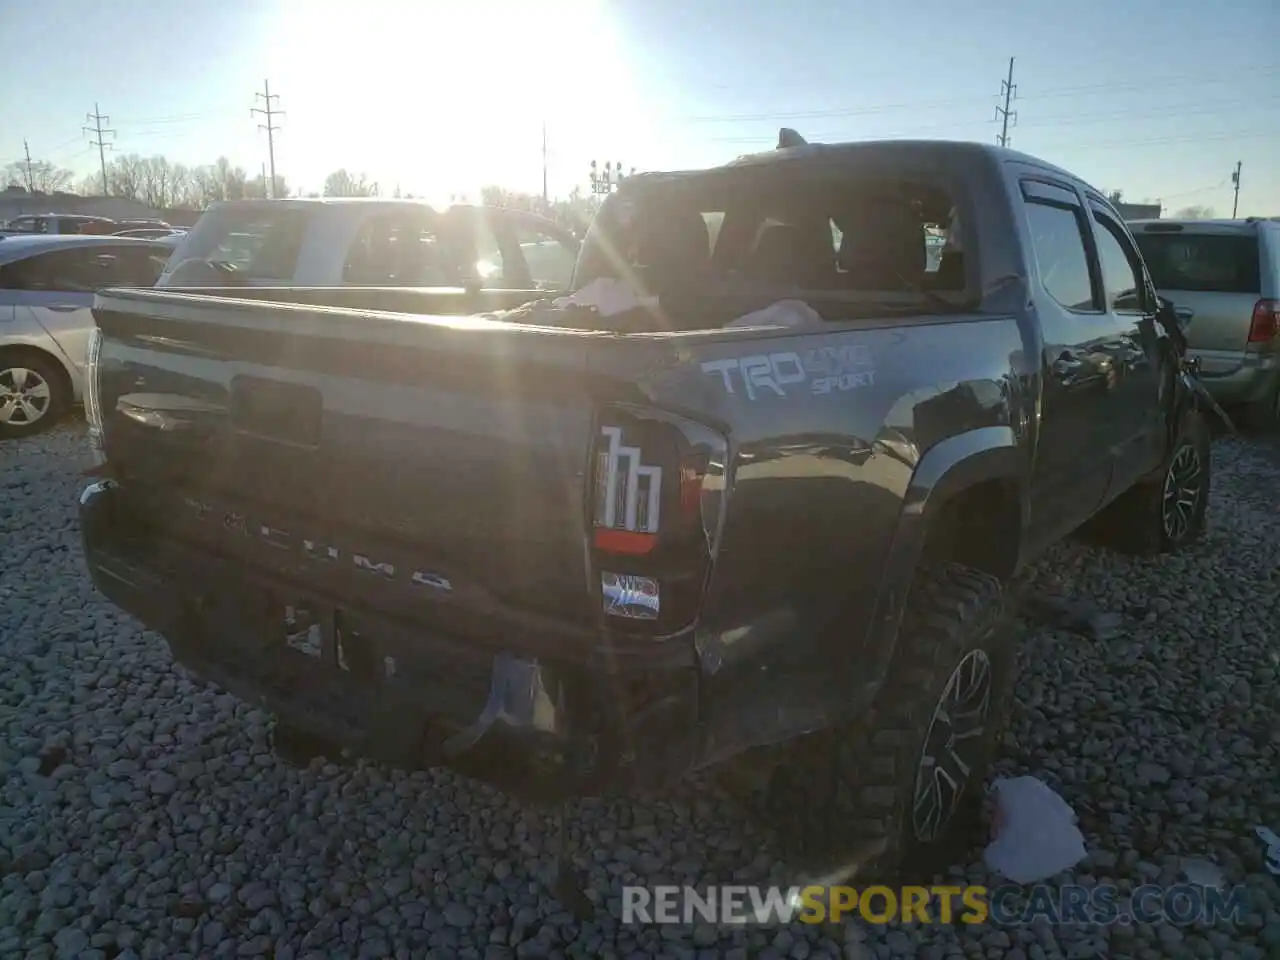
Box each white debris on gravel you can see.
[2,420,1278,960]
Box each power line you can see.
[113,108,234,127]
[1012,68,1280,102]
[707,97,1280,147]
[83,103,115,196]
[1016,128,1274,152]
[251,80,283,199]
[670,67,1280,126]
[1158,178,1230,202]
[995,57,1017,146]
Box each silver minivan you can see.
[1131,217,1280,429]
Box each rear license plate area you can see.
[275,596,394,683]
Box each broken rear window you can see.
[575,170,966,305]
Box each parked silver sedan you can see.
[0,234,178,438]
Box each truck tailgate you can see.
[91,289,615,651]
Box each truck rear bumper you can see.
[79,480,701,804]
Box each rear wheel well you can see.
[922,479,1021,582]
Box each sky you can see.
[1,0,1277,215]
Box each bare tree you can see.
[138,156,174,208]
[324,169,377,197]
[212,157,248,201]
[185,157,249,207]
[107,154,147,201]
[167,163,195,208]
[69,173,97,196]
[248,172,289,199]
[2,160,75,193]
[1173,205,1216,220]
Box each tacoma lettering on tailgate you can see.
[182,497,453,592]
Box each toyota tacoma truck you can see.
[78,134,1211,883]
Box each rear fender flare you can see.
[860,425,1023,685]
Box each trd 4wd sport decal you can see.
[701,344,876,400]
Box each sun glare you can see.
[268,0,641,197]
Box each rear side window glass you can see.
[0,247,151,291]
[513,222,578,290]
[1023,198,1098,311]
[167,207,308,282]
[1133,232,1261,294]
[1092,214,1145,313]
[343,215,452,286]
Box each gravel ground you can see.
[1,420,1278,960]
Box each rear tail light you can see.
[589,405,728,635]
[1248,299,1279,343]
[84,327,106,467]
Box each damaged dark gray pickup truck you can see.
[79,137,1211,882]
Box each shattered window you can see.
[581,177,954,296]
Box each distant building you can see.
[1115,202,1162,221]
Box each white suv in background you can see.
[0,234,177,438]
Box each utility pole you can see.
[1231,161,1242,218]
[251,80,283,199]
[995,57,1017,147]
[541,121,549,207]
[83,104,115,196]
[22,140,33,192]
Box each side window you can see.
[194,211,306,282]
[99,245,168,286]
[48,249,129,291]
[1091,212,1146,313]
[343,215,450,286]
[514,223,577,290]
[472,218,506,285]
[0,249,106,291]
[0,255,49,290]
[1022,186,1099,312]
[704,212,726,254]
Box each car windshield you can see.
[164,206,308,282]
[1134,232,1261,294]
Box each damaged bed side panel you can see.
[591,314,1031,767]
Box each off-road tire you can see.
[0,348,71,440]
[762,562,1017,884]
[1083,410,1211,556]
